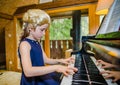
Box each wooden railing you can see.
[41,40,73,59]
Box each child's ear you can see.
[28,28,32,32]
[29,28,35,32]
[28,29,31,31]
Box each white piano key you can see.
[60,74,73,85]
[60,55,75,85]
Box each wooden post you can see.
[5,20,16,71]
[89,4,100,34]
[45,28,50,58]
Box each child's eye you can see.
[40,28,46,31]
[40,29,44,31]
[40,27,47,31]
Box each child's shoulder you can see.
[20,38,30,44]
[20,40,30,47]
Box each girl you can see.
[18,9,77,85]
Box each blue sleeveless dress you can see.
[18,38,59,85]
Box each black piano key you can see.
[72,82,90,85]
[72,78,90,85]
[90,75,108,85]
[71,53,108,85]
[76,70,87,74]
[72,82,107,85]
[73,74,88,80]
[116,80,120,85]
[91,82,107,85]
[72,80,106,85]
[87,68,99,75]
[83,55,100,75]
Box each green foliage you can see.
[50,18,72,40]
[50,17,89,40]
[81,17,89,36]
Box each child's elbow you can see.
[24,70,33,77]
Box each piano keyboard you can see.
[60,54,118,85]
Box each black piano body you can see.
[61,0,120,85]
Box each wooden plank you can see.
[14,0,97,15]
[17,0,38,7]
[0,12,13,20]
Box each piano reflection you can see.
[60,0,120,85]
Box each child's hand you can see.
[55,65,78,76]
[96,60,115,69]
[59,57,75,65]
[101,71,120,82]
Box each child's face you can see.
[31,24,49,40]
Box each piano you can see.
[61,0,120,85]
[60,54,118,85]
